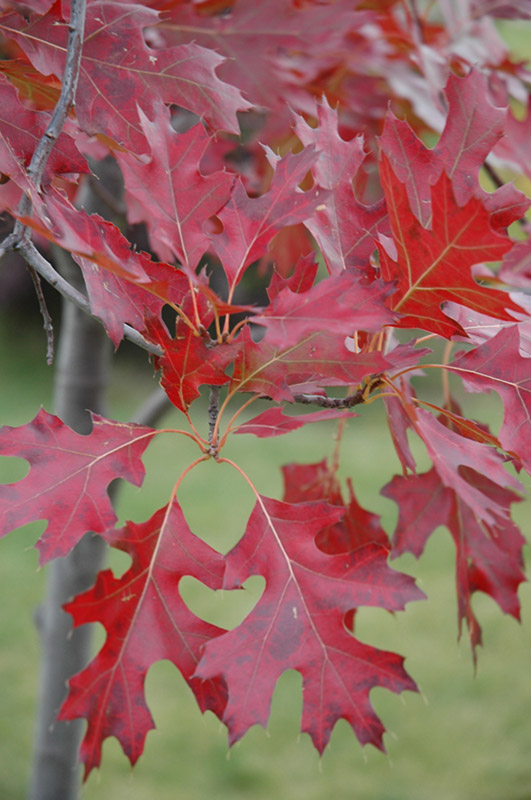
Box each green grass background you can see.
[0,309,530,800]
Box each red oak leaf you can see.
[267,253,319,301]
[294,97,367,191]
[230,327,391,403]
[384,467,526,655]
[295,98,387,273]
[208,148,325,291]
[73,257,189,348]
[379,154,520,337]
[0,73,86,187]
[380,71,528,229]
[449,326,531,475]
[157,1,372,112]
[282,459,343,505]
[318,479,390,555]
[115,103,234,270]
[281,461,388,555]
[146,317,239,412]
[60,500,227,779]
[410,407,523,523]
[0,1,250,149]
[0,410,155,563]
[31,192,151,284]
[195,496,423,752]
[254,270,395,348]
[234,407,356,438]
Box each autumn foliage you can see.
[0,0,531,781]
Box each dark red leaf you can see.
[0,1,250,149]
[208,148,325,290]
[255,270,395,349]
[449,326,531,475]
[234,407,356,438]
[384,467,526,655]
[0,410,155,563]
[115,102,234,270]
[195,496,423,752]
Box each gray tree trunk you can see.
[27,271,111,800]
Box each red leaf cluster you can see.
[0,0,530,781]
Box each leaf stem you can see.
[216,456,261,501]
[218,395,261,449]
[182,409,208,447]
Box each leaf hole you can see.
[0,456,29,484]
[179,575,265,630]
[106,545,133,579]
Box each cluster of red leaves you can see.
[0,0,530,780]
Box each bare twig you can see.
[17,239,163,356]
[27,267,54,365]
[0,231,18,259]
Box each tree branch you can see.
[16,239,163,356]
[208,386,220,448]
[17,0,86,215]
[291,389,366,408]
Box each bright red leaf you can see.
[379,155,521,337]
[146,317,239,412]
[60,500,227,779]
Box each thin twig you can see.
[27,267,54,364]
[0,231,18,259]
[17,239,163,356]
